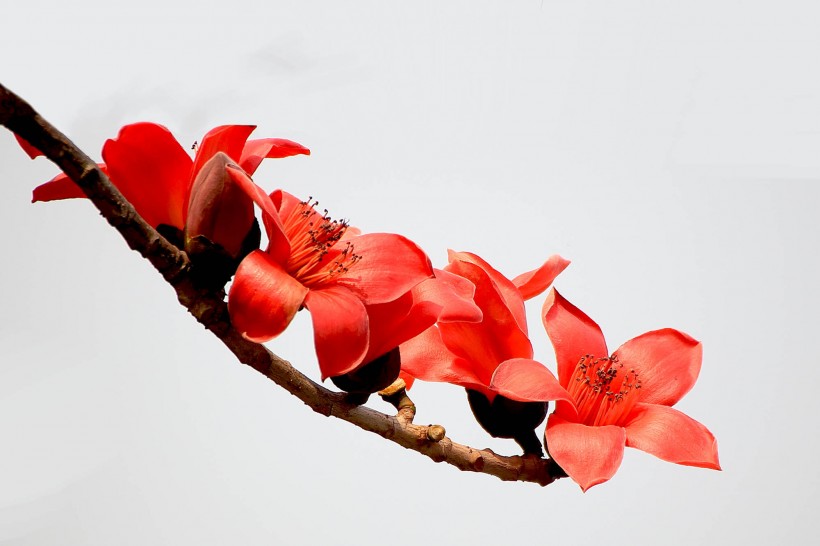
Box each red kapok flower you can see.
[360,267,483,365]
[400,250,571,453]
[227,189,436,380]
[542,289,721,491]
[24,122,309,237]
[401,250,570,401]
[329,267,483,395]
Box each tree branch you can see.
[0,82,565,487]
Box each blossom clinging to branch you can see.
[24,122,308,252]
[400,250,570,453]
[227,188,439,380]
[542,289,721,491]
[401,250,569,400]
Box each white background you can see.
[1,1,819,544]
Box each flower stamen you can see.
[567,354,641,426]
[282,197,362,286]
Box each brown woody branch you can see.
[0,82,565,487]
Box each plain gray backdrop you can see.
[2,1,819,544]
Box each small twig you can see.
[379,379,417,424]
[380,380,445,442]
[0,81,565,487]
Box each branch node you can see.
[426,424,446,442]
[472,454,485,472]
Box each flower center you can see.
[566,354,642,426]
[282,197,362,286]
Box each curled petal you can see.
[411,269,482,324]
[335,233,433,305]
[102,122,192,229]
[228,250,308,343]
[226,167,290,263]
[362,292,416,361]
[304,286,370,379]
[362,271,482,363]
[400,326,486,392]
[614,329,702,407]
[240,138,310,175]
[186,153,255,258]
[448,250,529,334]
[543,289,608,388]
[439,260,533,379]
[625,403,721,470]
[32,167,107,203]
[546,414,626,492]
[226,167,279,219]
[274,189,304,220]
[512,254,571,301]
[192,125,255,179]
[489,358,571,403]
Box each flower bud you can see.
[466,389,548,456]
[185,152,256,259]
[185,152,261,289]
[330,347,402,396]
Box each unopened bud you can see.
[184,152,261,289]
[466,389,548,456]
[331,347,402,395]
[185,152,256,260]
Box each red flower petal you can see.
[304,285,370,379]
[240,138,310,175]
[186,153,255,257]
[489,358,571,403]
[188,125,256,222]
[398,371,416,390]
[411,269,483,324]
[228,250,309,343]
[545,414,626,492]
[614,329,702,407]
[15,134,42,158]
[341,226,363,240]
[102,122,193,229]
[225,168,291,263]
[439,260,533,383]
[551,399,581,422]
[399,326,487,392]
[363,292,416,362]
[32,167,107,203]
[335,233,433,305]
[542,289,608,388]
[512,255,571,301]
[625,403,721,470]
[448,250,529,335]
[192,125,255,177]
[274,189,304,220]
[362,270,483,362]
